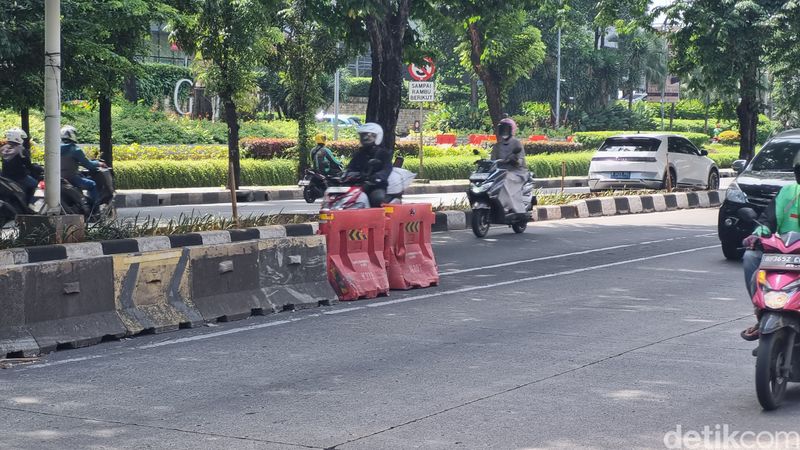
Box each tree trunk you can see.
[470,77,478,108]
[20,108,31,151]
[669,102,675,131]
[703,94,710,135]
[99,95,113,167]
[628,90,633,110]
[467,22,503,131]
[123,76,138,103]
[365,0,411,154]
[297,112,311,180]
[223,97,241,188]
[737,68,759,161]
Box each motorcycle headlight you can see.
[726,182,748,204]
[764,290,791,309]
[474,182,493,193]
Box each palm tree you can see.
[619,28,667,110]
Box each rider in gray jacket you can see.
[490,118,528,217]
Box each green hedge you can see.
[113,150,737,189]
[574,131,709,149]
[114,160,296,189]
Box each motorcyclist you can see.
[60,125,102,207]
[347,122,393,207]
[1,128,38,204]
[310,133,342,176]
[740,159,800,341]
[489,118,529,219]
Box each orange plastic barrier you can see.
[468,134,484,145]
[566,135,575,143]
[319,209,389,301]
[383,204,439,290]
[529,134,548,141]
[435,134,457,145]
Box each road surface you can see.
[2,207,783,450]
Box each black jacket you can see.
[1,144,35,180]
[347,144,393,188]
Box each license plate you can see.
[611,171,631,179]
[762,254,800,266]
[298,180,310,186]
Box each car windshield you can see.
[598,137,660,152]
[749,141,800,172]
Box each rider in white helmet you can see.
[347,122,393,207]
[60,125,102,206]
[1,128,38,203]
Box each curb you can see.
[113,170,734,208]
[432,190,723,232]
[0,223,318,267]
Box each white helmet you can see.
[5,128,27,145]
[61,125,78,143]
[357,122,384,146]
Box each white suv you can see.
[588,133,720,191]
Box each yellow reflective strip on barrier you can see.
[319,213,334,221]
[384,206,394,214]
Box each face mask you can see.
[359,133,376,146]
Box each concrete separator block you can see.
[434,211,466,232]
[24,257,126,353]
[0,265,39,357]
[113,250,203,335]
[181,241,264,322]
[257,236,335,312]
[256,226,287,239]
[570,201,591,218]
[697,192,711,208]
[675,193,690,209]
[599,198,616,216]
[0,249,28,267]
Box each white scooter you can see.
[320,158,415,211]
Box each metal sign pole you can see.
[44,0,62,214]
[419,104,424,179]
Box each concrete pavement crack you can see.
[328,314,751,449]
[0,405,321,449]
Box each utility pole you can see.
[554,4,562,129]
[44,0,61,213]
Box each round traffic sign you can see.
[408,57,436,81]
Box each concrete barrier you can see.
[0,265,38,357]
[178,241,265,322]
[23,257,127,353]
[257,236,335,312]
[112,250,203,335]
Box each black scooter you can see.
[466,158,536,238]
[0,176,34,225]
[59,167,116,220]
[299,169,335,204]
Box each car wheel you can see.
[721,238,744,260]
[707,169,720,191]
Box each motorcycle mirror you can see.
[737,207,758,223]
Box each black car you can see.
[718,129,800,260]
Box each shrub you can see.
[574,131,709,149]
[718,130,740,144]
[523,141,584,155]
[578,103,656,132]
[347,77,372,98]
[114,159,296,189]
[240,138,296,159]
[135,63,193,107]
[426,103,492,133]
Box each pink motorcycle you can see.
[739,207,800,410]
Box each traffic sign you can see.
[408,57,436,81]
[409,82,435,102]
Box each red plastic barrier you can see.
[485,135,497,143]
[435,134,457,145]
[468,134,483,145]
[319,209,389,301]
[529,134,548,142]
[383,204,439,290]
[566,135,575,143]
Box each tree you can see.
[171,0,282,187]
[429,1,545,128]
[275,0,345,177]
[661,0,793,161]
[617,28,666,110]
[0,0,44,146]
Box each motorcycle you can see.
[739,207,800,410]
[299,168,333,204]
[0,176,34,225]
[320,159,414,211]
[44,166,116,221]
[466,159,536,238]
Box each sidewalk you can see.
[113,170,735,208]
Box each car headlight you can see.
[726,182,748,204]
[764,290,791,309]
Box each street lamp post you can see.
[555,25,562,129]
[333,69,340,141]
[44,0,61,213]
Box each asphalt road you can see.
[3,207,785,450]
[116,179,732,221]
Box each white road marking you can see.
[441,234,716,276]
[23,244,717,371]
